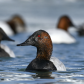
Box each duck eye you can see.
[38,35,40,37]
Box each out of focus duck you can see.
[46,15,76,44]
[0,14,26,36]
[57,15,84,36]
[77,23,84,36]
[0,28,15,57]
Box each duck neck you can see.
[57,25,68,31]
[57,19,69,31]
[36,44,52,60]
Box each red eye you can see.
[38,35,40,37]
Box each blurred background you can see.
[0,0,84,32]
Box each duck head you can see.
[17,30,53,60]
[57,15,74,31]
[6,14,26,34]
[0,28,14,42]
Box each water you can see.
[0,0,84,84]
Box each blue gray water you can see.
[0,0,84,84]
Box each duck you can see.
[0,28,15,58]
[76,23,84,36]
[17,30,66,71]
[0,14,26,36]
[46,15,76,44]
[56,15,84,36]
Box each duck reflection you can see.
[31,71,54,79]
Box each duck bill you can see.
[17,33,36,46]
[70,22,75,27]
[3,36,15,42]
[0,27,15,42]
[17,40,33,46]
[71,24,78,29]
[70,23,77,29]
[6,37,15,42]
[17,42,28,46]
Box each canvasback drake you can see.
[0,28,15,58]
[17,30,66,71]
[57,15,84,36]
[46,15,76,44]
[0,15,26,36]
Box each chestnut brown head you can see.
[57,15,74,31]
[17,30,53,60]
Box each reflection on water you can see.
[0,71,54,84]
[31,71,54,79]
[0,70,84,84]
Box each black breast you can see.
[0,48,10,57]
[26,58,57,71]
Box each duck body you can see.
[26,58,56,71]
[48,15,76,44]
[46,28,76,44]
[50,57,66,71]
[0,15,26,36]
[0,21,14,36]
[0,44,15,58]
[17,30,66,71]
